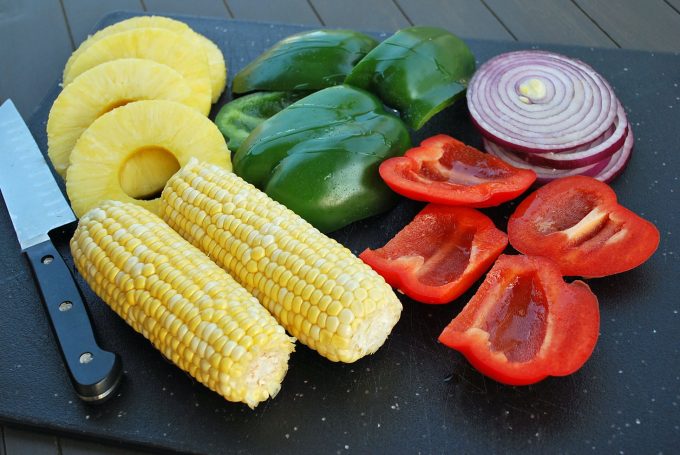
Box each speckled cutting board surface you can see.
[0,12,679,454]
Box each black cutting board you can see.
[1,11,679,454]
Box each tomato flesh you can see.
[379,134,536,207]
[359,204,507,304]
[508,176,660,277]
[439,255,600,385]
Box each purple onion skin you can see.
[500,123,627,170]
[597,129,634,183]
[483,128,633,185]
[519,104,628,168]
[522,130,624,169]
[484,139,609,184]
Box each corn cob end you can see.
[237,341,295,408]
[339,301,401,362]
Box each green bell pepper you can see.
[232,29,378,94]
[345,26,476,130]
[233,85,411,233]
[214,91,306,151]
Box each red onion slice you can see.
[484,128,633,184]
[467,50,619,153]
[484,139,609,184]
[508,103,628,168]
[596,128,634,183]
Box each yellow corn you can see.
[70,200,295,408]
[159,160,402,363]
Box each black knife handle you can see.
[25,239,122,402]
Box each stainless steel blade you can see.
[0,99,76,250]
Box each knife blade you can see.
[0,99,122,402]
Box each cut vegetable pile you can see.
[220,25,475,232]
[365,135,658,385]
[37,17,661,406]
[47,58,201,178]
[48,16,229,214]
[467,50,634,182]
[232,85,411,233]
[63,15,226,103]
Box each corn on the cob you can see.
[71,200,295,408]
[159,160,403,363]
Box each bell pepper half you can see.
[345,26,476,130]
[359,204,507,304]
[233,85,411,233]
[508,175,660,277]
[214,91,306,152]
[379,135,536,207]
[439,254,600,386]
[232,29,378,94]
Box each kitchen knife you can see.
[0,99,122,402]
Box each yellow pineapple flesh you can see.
[194,33,227,103]
[66,100,231,217]
[47,58,202,178]
[63,28,212,114]
[64,15,226,103]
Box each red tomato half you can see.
[359,204,507,304]
[439,255,600,386]
[379,134,536,207]
[508,175,660,277]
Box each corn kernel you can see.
[70,200,294,408]
[159,161,402,363]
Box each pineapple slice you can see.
[63,28,212,114]
[48,58,201,178]
[64,16,226,103]
[195,34,227,103]
[66,100,231,218]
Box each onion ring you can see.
[595,128,634,183]
[504,103,628,168]
[483,127,633,184]
[467,50,619,153]
[484,139,609,184]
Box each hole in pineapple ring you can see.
[119,146,180,201]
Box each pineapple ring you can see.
[48,59,201,178]
[194,34,227,103]
[64,16,226,103]
[63,28,212,114]
[66,100,231,218]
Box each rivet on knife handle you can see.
[25,238,122,402]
